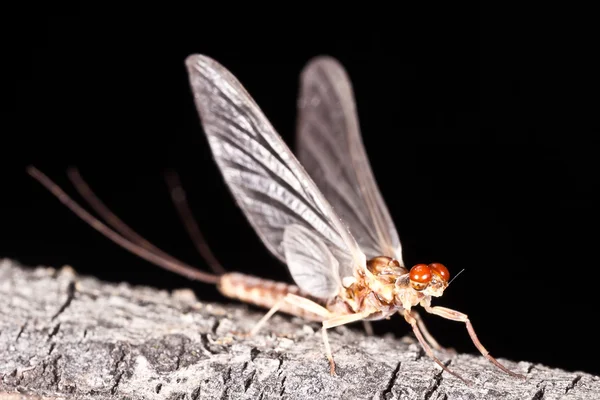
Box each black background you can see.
[5,6,599,377]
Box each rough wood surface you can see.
[0,259,597,400]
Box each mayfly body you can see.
[28,54,526,385]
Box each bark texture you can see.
[0,258,597,399]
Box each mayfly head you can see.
[407,262,450,297]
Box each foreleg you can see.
[404,310,473,385]
[424,305,526,379]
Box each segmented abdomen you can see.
[218,272,327,322]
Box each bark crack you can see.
[199,333,222,356]
[47,323,61,341]
[191,386,201,400]
[532,387,545,400]
[51,355,62,390]
[565,375,582,394]
[280,375,287,397]
[175,336,186,370]
[51,280,76,320]
[110,347,128,395]
[211,319,221,335]
[532,381,546,400]
[277,353,287,397]
[219,367,232,400]
[414,346,426,362]
[424,360,450,400]
[381,361,401,399]
[15,320,28,342]
[244,369,256,392]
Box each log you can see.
[0,258,596,400]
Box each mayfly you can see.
[28,54,526,385]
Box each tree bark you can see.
[0,259,596,400]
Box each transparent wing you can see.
[283,224,341,298]
[185,55,367,298]
[295,56,404,265]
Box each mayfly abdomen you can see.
[218,272,326,322]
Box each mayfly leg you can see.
[362,321,374,336]
[411,310,446,352]
[247,293,331,337]
[404,310,473,386]
[243,292,372,376]
[244,292,338,374]
[424,305,526,379]
[321,311,372,375]
[162,169,226,275]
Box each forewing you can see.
[296,56,404,265]
[185,55,366,297]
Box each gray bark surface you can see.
[0,258,596,400]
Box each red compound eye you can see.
[409,264,432,285]
[429,262,450,282]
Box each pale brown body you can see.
[218,272,329,322]
[218,257,410,324]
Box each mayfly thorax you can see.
[28,54,526,385]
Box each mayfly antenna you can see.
[447,268,466,286]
